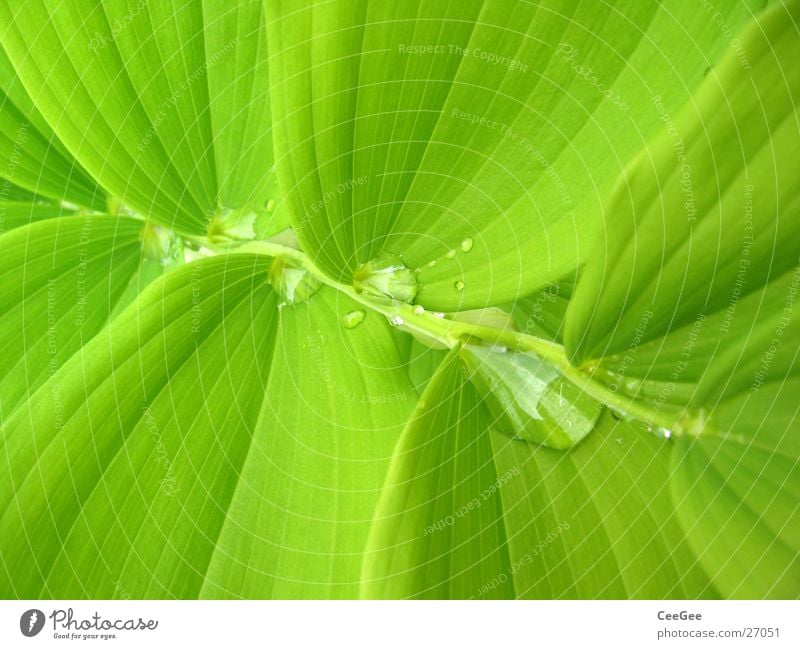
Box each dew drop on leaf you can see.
[623,377,642,395]
[268,258,321,306]
[389,315,405,327]
[460,344,602,450]
[454,280,465,291]
[609,406,635,422]
[460,237,474,252]
[352,252,419,303]
[445,249,457,259]
[342,310,366,329]
[413,305,425,316]
[651,427,673,439]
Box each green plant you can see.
[0,0,797,599]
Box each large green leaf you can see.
[670,379,800,598]
[0,255,275,597]
[268,0,761,309]
[566,0,800,381]
[0,216,146,421]
[364,349,713,597]
[0,257,416,598]
[200,288,415,598]
[0,199,75,233]
[0,47,105,210]
[491,413,716,598]
[0,0,274,234]
[363,350,513,598]
[562,0,800,598]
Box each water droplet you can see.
[623,378,642,395]
[445,249,457,260]
[353,253,419,304]
[389,315,405,327]
[265,198,276,212]
[268,258,321,305]
[460,237,474,252]
[342,310,365,329]
[651,426,673,439]
[413,305,425,316]
[433,312,445,319]
[460,345,602,450]
[140,222,183,266]
[454,280,465,291]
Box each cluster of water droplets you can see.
[418,237,474,294]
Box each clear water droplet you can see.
[460,237,474,252]
[353,253,419,303]
[651,426,673,439]
[265,198,276,212]
[433,312,445,319]
[268,258,321,305]
[461,345,602,450]
[342,309,365,329]
[445,249,457,260]
[389,315,405,327]
[609,406,635,422]
[623,378,642,395]
[413,305,425,316]
[454,280,465,291]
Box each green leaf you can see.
[0,216,145,420]
[0,199,75,233]
[403,335,448,395]
[268,0,761,309]
[0,0,273,234]
[201,289,415,598]
[566,0,800,379]
[670,379,800,598]
[508,274,576,344]
[1,47,105,210]
[362,350,514,598]
[0,255,276,597]
[491,413,717,598]
[562,1,800,598]
[0,259,416,598]
[365,351,713,598]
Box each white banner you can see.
[0,600,796,648]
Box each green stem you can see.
[231,238,689,434]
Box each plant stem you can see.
[233,238,689,434]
